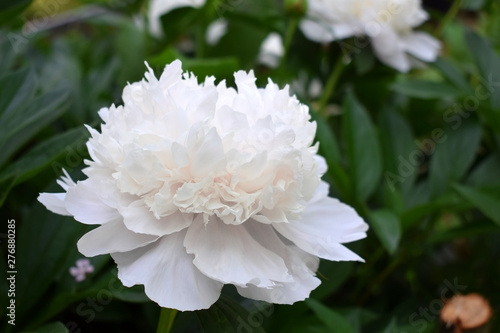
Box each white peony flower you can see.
[258,32,285,68]
[206,18,228,46]
[149,0,206,37]
[38,60,368,311]
[300,0,441,72]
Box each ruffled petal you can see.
[112,230,223,311]
[120,200,192,236]
[184,216,292,287]
[274,197,368,262]
[77,219,159,257]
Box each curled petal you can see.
[77,219,159,257]
[120,200,193,236]
[112,230,223,311]
[184,216,292,287]
[274,197,368,262]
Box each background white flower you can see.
[258,32,285,68]
[149,0,206,37]
[206,18,228,45]
[300,0,441,72]
[39,60,368,311]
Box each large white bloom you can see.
[38,60,368,311]
[300,0,441,72]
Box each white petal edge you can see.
[112,230,223,311]
[65,179,120,225]
[120,200,192,236]
[77,219,159,257]
[38,193,71,216]
[184,216,293,287]
[273,197,368,262]
[236,222,321,304]
[401,32,441,62]
[370,28,410,72]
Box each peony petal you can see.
[184,216,293,287]
[112,230,223,311]
[205,18,227,45]
[274,197,368,262]
[77,219,159,257]
[236,222,321,304]
[65,179,120,224]
[401,32,441,62]
[120,200,192,236]
[370,28,410,72]
[38,193,71,216]
[300,19,336,43]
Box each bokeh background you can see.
[1,0,499,332]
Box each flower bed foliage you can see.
[1,0,500,332]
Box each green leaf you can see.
[0,127,89,185]
[0,66,36,117]
[378,107,416,196]
[454,184,500,226]
[0,0,32,27]
[428,121,482,198]
[305,299,356,333]
[465,29,500,109]
[30,322,69,333]
[311,261,353,300]
[15,196,90,323]
[311,111,351,199]
[432,57,472,93]
[0,88,70,167]
[390,79,461,99]
[380,317,398,333]
[0,32,17,73]
[0,175,16,207]
[159,7,202,42]
[467,152,500,188]
[428,219,499,244]
[369,209,401,255]
[342,93,382,201]
[196,296,266,333]
[339,307,378,332]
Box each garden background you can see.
[1,0,500,332]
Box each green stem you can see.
[318,56,346,114]
[436,0,462,37]
[279,17,299,71]
[156,307,178,333]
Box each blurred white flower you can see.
[70,258,94,282]
[258,32,285,68]
[39,60,368,311]
[206,19,228,45]
[149,0,206,37]
[300,0,441,72]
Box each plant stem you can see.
[156,307,178,333]
[278,17,299,73]
[436,0,462,37]
[318,56,345,114]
